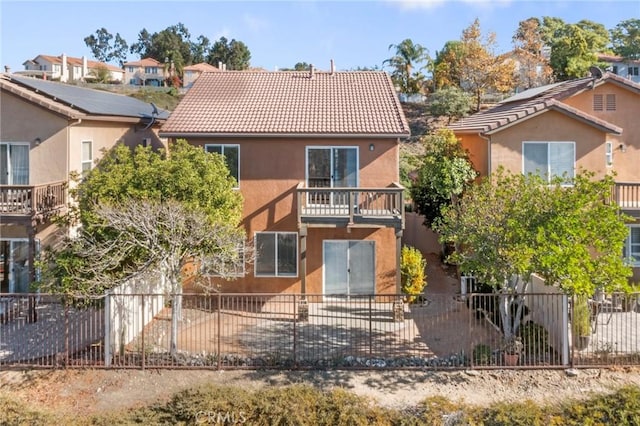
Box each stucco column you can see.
[299,226,307,295]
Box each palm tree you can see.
[383,39,430,95]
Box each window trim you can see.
[205,143,240,188]
[0,142,30,185]
[522,141,575,184]
[81,140,93,177]
[254,231,298,278]
[624,225,640,267]
[605,141,613,167]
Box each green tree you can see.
[84,28,129,66]
[410,129,477,227]
[542,19,610,80]
[610,19,640,60]
[432,40,464,89]
[459,19,517,110]
[428,87,473,124]
[207,36,251,70]
[89,64,111,83]
[435,170,632,341]
[383,38,430,95]
[191,35,211,64]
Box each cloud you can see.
[243,14,270,33]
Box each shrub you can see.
[519,321,550,359]
[473,343,492,365]
[401,246,427,303]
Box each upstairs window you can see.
[628,67,639,77]
[523,141,575,184]
[623,225,640,266]
[205,144,240,187]
[81,141,93,177]
[605,141,613,167]
[612,65,618,75]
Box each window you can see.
[605,141,613,167]
[0,143,29,185]
[81,141,92,177]
[606,94,616,111]
[255,232,297,277]
[205,144,240,187]
[523,142,575,183]
[127,66,135,72]
[145,66,158,74]
[593,94,603,111]
[623,226,640,266]
[628,67,639,77]
[612,65,618,75]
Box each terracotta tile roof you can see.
[448,72,639,135]
[598,53,640,64]
[160,71,410,137]
[184,63,220,72]
[123,58,163,67]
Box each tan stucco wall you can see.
[562,82,640,182]
[488,110,609,177]
[457,133,489,176]
[179,136,401,293]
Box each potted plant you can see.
[572,295,592,350]
[502,336,523,366]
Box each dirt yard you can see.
[2,367,640,416]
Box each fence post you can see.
[64,304,70,368]
[293,294,297,368]
[562,294,569,367]
[104,293,111,367]
[141,294,146,371]
[217,291,221,370]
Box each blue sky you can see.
[1,1,638,73]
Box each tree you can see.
[459,19,517,110]
[542,18,610,80]
[191,35,211,64]
[410,129,477,227]
[428,87,473,124]
[512,18,554,89]
[41,140,246,356]
[435,170,633,342]
[207,36,251,70]
[432,40,464,89]
[84,28,129,66]
[610,19,640,60]
[89,64,111,83]
[279,62,310,71]
[383,38,430,95]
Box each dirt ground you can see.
[2,367,640,415]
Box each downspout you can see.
[67,118,82,236]
[479,133,491,175]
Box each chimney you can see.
[218,61,222,70]
[309,64,314,79]
[61,53,68,82]
[330,59,335,75]
[4,65,10,73]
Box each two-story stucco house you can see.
[0,74,168,294]
[123,58,166,86]
[182,62,220,88]
[448,71,640,282]
[160,69,410,296]
[598,54,640,84]
[19,54,124,83]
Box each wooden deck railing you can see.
[613,182,640,210]
[296,182,404,228]
[0,181,67,217]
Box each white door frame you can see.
[322,239,376,298]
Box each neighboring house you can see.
[448,71,640,281]
[0,74,168,294]
[598,54,640,84]
[19,54,124,83]
[182,63,220,88]
[123,58,166,86]
[500,48,553,93]
[160,69,410,295]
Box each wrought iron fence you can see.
[1,292,638,369]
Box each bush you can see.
[473,343,492,365]
[519,321,550,359]
[400,246,427,303]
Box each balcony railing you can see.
[0,181,67,218]
[296,182,404,228]
[613,182,640,210]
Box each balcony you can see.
[296,182,404,229]
[0,181,67,221]
[613,182,640,211]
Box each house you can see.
[598,54,640,84]
[448,71,640,281]
[160,68,410,295]
[0,74,168,294]
[182,63,220,88]
[123,58,166,86]
[18,54,124,83]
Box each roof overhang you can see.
[159,132,410,139]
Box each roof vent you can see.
[309,64,314,79]
[330,59,335,75]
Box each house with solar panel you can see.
[448,70,640,282]
[160,66,410,296]
[0,74,168,294]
